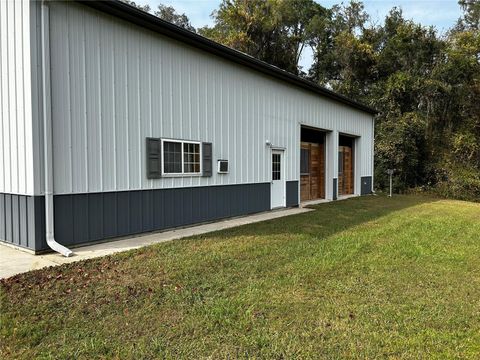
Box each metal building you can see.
[0,0,376,254]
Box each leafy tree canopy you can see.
[154,4,196,32]
[198,0,329,75]
[121,0,196,32]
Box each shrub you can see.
[431,165,480,202]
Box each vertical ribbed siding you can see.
[0,193,44,250]
[286,181,299,207]
[30,0,45,196]
[43,183,270,251]
[361,176,373,195]
[0,0,35,196]
[47,1,374,196]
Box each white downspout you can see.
[41,1,73,257]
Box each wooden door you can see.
[338,145,354,195]
[300,142,325,201]
[300,143,311,202]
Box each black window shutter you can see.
[146,137,161,179]
[202,142,212,177]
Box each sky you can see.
[139,0,463,69]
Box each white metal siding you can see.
[29,0,45,196]
[0,0,35,195]
[48,2,374,195]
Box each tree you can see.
[155,4,196,32]
[430,29,480,166]
[375,112,429,189]
[276,0,329,73]
[456,0,480,30]
[199,0,328,75]
[121,0,151,13]
[308,1,373,98]
[120,1,195,32]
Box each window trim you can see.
[161,138,202,177]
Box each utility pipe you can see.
[41,1,72,257]
[389,172,393,197]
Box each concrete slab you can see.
[301,198,331,207]
[0,245,58,279]
[338,194,360,200]
[300,194,359,207]
[0,207,312,279]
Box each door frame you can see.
[299,125,328,203]
[338,133,357,196]
[300,141,325,201]
[270,148,286,209]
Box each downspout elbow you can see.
[46,234,73,257]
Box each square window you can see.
[272,154,281,180]
[162,140,201,175]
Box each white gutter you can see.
[41,1,73,257]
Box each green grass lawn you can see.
[1,195,480,359]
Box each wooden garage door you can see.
[300,142,325,201]
[338,145,354,195]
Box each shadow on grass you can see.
[209,194,439,241]
[0,195,438,286]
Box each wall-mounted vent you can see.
[217,160,229,174]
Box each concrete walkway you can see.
[0,207,312,279]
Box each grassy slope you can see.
[1,195,480,359]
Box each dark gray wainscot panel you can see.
[333,178,338,200]
[286,181,299,207]
[361,176,373,195]
[51,183,271,251]
[0,193,45,251]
